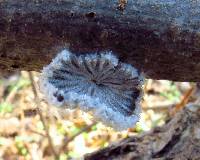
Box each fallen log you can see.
[0,0,200,81]
[85,103,200,160]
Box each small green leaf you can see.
[59,153,68,160]
[67,151,79,158]
[0,102,13,114]
[36,121,44,131]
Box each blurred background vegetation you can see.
[0,71,196,160]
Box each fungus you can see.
[39,49,144,130]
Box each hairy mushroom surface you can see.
[40,50,144,130]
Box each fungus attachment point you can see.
[40,49,144,130]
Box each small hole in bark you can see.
[70,12,74,17]
[11,64,19,69]
[85,12,96,18]
[0,53,6,58]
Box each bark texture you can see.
[0,0,200,81]
[85,104,200,160]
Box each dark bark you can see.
[84,104,200,160]
[0,0,200,81]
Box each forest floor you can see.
[0,71,196,160]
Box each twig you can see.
[142,105,171,112]
[4,77,20,103]
[28,72,59,159]
[60,122,97,153]
[170,85,195,116]
[28,128,46,137]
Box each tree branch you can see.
[85,104,200,160]
[0,0,200,81]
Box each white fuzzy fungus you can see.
[39,49,144,131]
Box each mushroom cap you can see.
[40,49,144,131]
